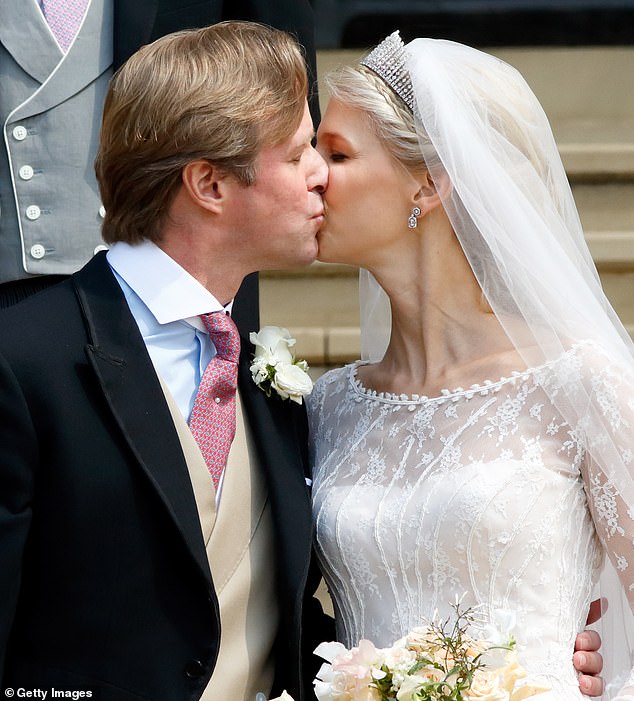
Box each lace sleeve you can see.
[583,362,634,604]
[577,346,634,697]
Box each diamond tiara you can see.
[360,31,414,113]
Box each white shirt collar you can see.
[106,241,232,328]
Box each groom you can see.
[0,20,603,701]
[0,21,330,701]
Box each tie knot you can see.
[201,312,240,364]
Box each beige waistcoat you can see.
[160,380,279,700]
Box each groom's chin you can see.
[296,241,319,267]
[315,244,336,265]
[272,242,319,270]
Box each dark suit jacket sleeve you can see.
[0,352,36,680]
[301,560,336,691]
[292,395,336,693]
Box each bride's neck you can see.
[362,224,516,396]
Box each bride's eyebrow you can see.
[316,131,352,147]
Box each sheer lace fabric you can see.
[308,342,634,699]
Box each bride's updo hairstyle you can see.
[328,59,552,202]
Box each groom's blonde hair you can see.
[96,21,308,245]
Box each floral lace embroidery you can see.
[308,342,634,700]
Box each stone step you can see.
[559,128,634,180]
[573,182,634,236]
[493,47,634,179]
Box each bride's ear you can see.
[412,169,452,216]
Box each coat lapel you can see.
[0,0,62,82]
[72,253,212,586]
[12,0,113,122]
[237,338,313,600]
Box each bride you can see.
[307,33,634,699]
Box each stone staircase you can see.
[260,47,634,371]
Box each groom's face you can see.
[227,102,328,272]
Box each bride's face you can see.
[315,98,417,267]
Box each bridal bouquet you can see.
[270,603,548,701]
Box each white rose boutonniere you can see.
[249,326,313,404]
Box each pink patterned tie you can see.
[40,0,89,53]
[188,312,240,488]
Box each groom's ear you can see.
[181,160,230,215]
[413,169,452,216]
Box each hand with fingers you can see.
[573,598,605,697]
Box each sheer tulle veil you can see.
[357,35,634,696]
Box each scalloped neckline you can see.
[349,355,554,405]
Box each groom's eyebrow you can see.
[293,125,316,148]
[293,132,316,153]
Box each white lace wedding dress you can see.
[307,342,634,699]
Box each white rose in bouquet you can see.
[463,670,510,701]
[311,602,549,701]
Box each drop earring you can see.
[408,206,421,229]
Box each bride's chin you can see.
[317,231,354,265]
[315,244,336,263]
[315,234,329,262]
[316,241,353,265]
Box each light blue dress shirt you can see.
[107,241,233,421]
